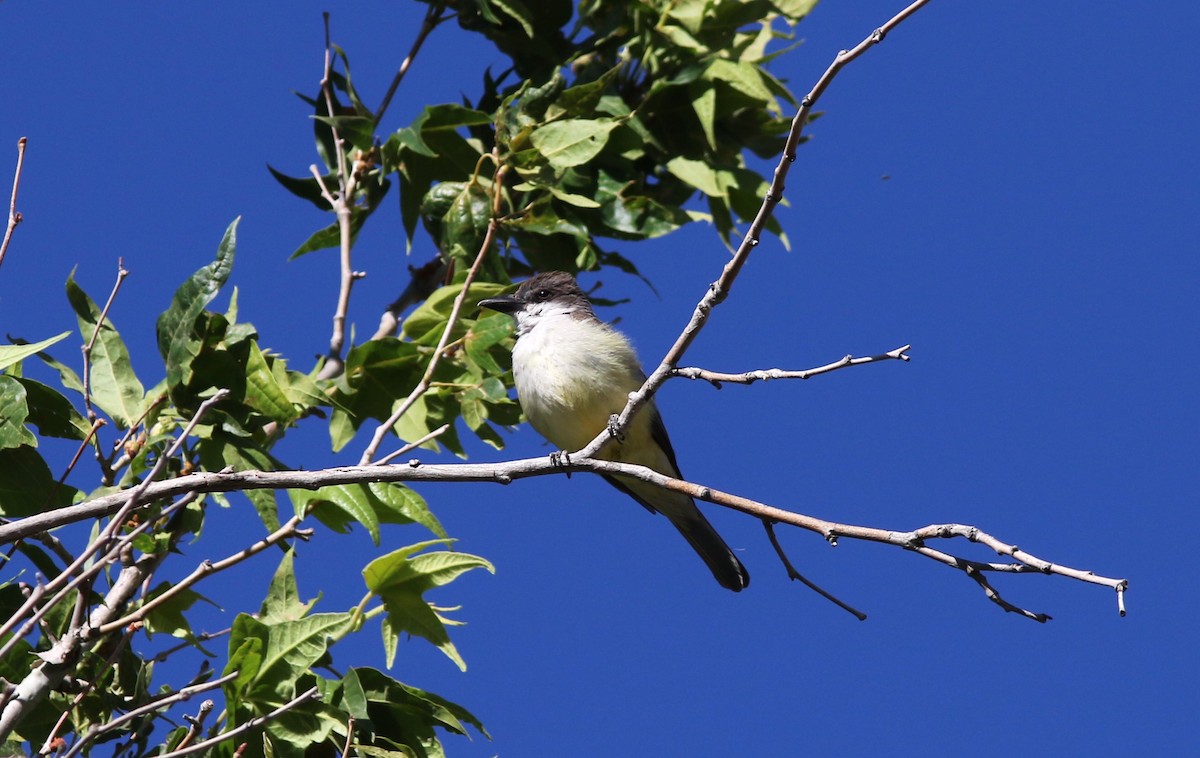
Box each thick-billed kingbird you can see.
[479,271,749,591]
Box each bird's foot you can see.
[607,414,626,443]
[549,449,572,477]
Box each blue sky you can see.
[3,1,1196,756]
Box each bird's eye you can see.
[535,289,550,302]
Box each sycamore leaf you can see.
[364,540,494,670]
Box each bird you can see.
[479,271,749,591]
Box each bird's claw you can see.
[607,414,626,443]
[549,449,572,477]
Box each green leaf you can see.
[14,378,90,441]
[260,549,319,624]
[400,282,510,344]
[345,667,488,745]
[666,156,729,198]
[296,481,446,544]
[244,342,299,425]
[66,271,145,427]
[703,58,778,111]
[197,434,283,531]
[492,0,535,37]
[141,583,213,639]
[0,445,79,517]
[251,612,355,699]
[368,482,447,539]
[287,199,381,260]
[267,164,330,211]
[464,314,512,377]
[328,340,425,450]
[157,219,238,388]
[299,483,382,545]
[529,118,620,169]
[0,377,37,449]
[0,332,70,372]
[691,82,715,148]
[225,616,267,713]
[440,182,492,263]
[364,540,494,670]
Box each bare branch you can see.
[81,259,131,427]
[155,686,320,758]
[0,554,156,741]
[96,515,307,635]
[0,392,228,664]
[312,13,362,379]
[339,716,356,758]
[763,520,867,621]
[579,1,933,461]
[0,455,1127,619]
[375,423,451,466]
[374,2,448,124]
[0,137,28,273]
[171,698,215,754]
[673,345,911,387]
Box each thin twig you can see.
[375,2,448,124]
[96,515,307,635]
[0,392,228,663]
[150,627,233,664]
[673,345,911,387]
[312,13,362,379]
[80,260,130,425]
[0,137,28,273]
[763,520,867,620]
[358,158,509,464]
[40,626,136,755]
[62,673,235,758]
[578,0,935,462]
[154,686,320,758]
[375,423,451,465]
[339,716,356,758]
[173,699,215,752]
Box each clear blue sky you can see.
[3,1,1196,756]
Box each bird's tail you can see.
[666,508,750,592]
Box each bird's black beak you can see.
[478,294,522,314]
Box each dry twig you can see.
[0,137,28,273]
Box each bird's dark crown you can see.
[515,271,592,310]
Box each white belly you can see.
[512,316,642,452]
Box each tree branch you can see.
[154,686,320,758]
[578,0,934,461]
[0,456,1127,619]
[0,554,156,741]
[0,137,27,274]
[313,13,363,380]
[0,392,227,664]
[672,345,911,387]
[763,520,867,620]
[374,2,448,124]
[59,674,234,758]
[96,515,307,635]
